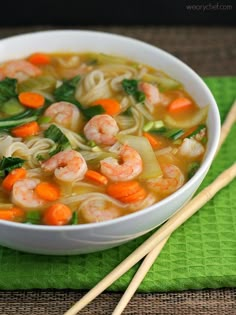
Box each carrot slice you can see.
[107,181,140,199]
[92,98,121,116]
[168,97,193,113]
[0,207,25,221]
[35,182,60,201]
[28,53,51,65]
[120,187,147,203]
[2,168,27,191]
[11,121,40,138]
[85,170,108,185]
[143,132,162,149]
[107,181,147,203]
[43,203,72,226]
[18,92,45,108]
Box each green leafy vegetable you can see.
[54,75,104,119]
[25,211,41,224]
[17,76,56,94]
[0,156,25,178]
[122,79,145,102]
[0,78,18,105]
[82,105,105,119]
[0,101,51,130]
[44,124,71,156]
[188,162,200,179]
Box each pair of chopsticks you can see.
[65,100,236,315]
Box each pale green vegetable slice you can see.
[17,76,56,94]
[165,106,209,129]
[142,73,181,91]
[117,134,162,179]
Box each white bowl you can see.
[0,30,220,255]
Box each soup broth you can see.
[0,52,208,225]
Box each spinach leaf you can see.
[122,79,145,102]
[44,124,71,156]
[54,75,105,119]
[0,156,25,178]
[54,75,81,104]
[0,78,18,105]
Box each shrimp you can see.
[44,102,81,131]
[78,199,121,223]
[100,145,143,181]
[84,114,119,146]
[0,60,42,82]
[147,164,184,195]
[139,82,160,106]
[178,138,204,158]
[41,150,87,182]
[12,178,46,209]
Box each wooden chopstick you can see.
[112,99,236,315]
[65,165,236,315]
[64,101,236,315]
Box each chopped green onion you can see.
[25,211,41,224]
[153,120,165,129]
[70,211,78,225]
[143,120,165,132]
[143,121,154,132]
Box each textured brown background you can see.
[0,26,236,315]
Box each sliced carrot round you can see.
[43,203,72,226]
[19,92,45,108]
[35,182,60,201]
[92,98,121,116]
[0,207,25,221]
[120,187,147,203]
[11,121,40,138]
[85,170,108,185]
[2,168,27,191]
[107,181,140,199]
[168,97,193,113]
[28,53,51,65]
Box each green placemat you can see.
[0,77,235,292]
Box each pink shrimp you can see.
[147,164,184,195]
[84,114,119,146]
[44,101,80,131]
[139,82,160,106]
[12,178,46,209]
[100,145,143,181]
[41,150,87,182]
[0,60,42,82]
[78,199,121,223]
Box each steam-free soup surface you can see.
[0,52,208,225]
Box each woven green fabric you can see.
[0,77,235,292]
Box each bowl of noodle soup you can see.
[0,30,220,254]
